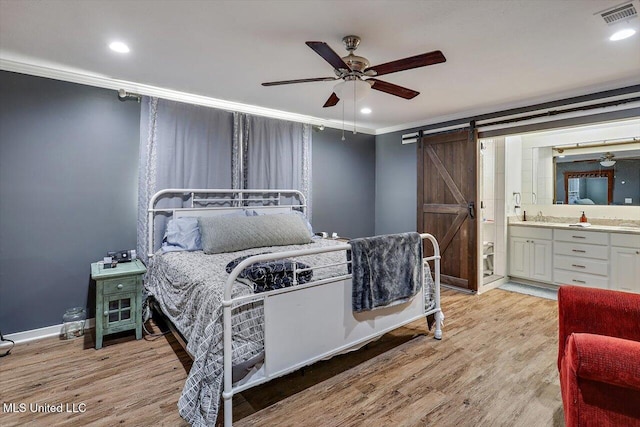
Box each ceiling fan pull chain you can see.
[353,80,357,135]
[341,99,346,141]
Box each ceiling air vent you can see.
[599,2,637,25]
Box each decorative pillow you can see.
[198,213,312,254]
[162,217,202,252]
[245,209,313,237]
[225,253,313,293]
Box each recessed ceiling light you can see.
[109,41,130,53]
[610,28,636,41]
[360,107,372,114]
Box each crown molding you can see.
[0,58,376,135]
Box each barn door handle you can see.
[468,201,475,219]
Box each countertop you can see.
[509,221,640,235]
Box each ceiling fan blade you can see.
[262,77,338,86]
[306,41,350,71]
[365,50,446,77]
[323,92,340,108]
[368,79,419,99]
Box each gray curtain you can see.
[138,100,312,260]
[137,97,234,260]
[243,114,312,218]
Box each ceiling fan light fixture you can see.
[599,152,616,167]
[334,79,372,102]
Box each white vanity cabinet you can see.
[508,223,640,294]
[553,229,609,289]
[509,226,553,283]
[610,233,640,294]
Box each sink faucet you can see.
[535,211,544,222]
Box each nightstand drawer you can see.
[102,276,139,295]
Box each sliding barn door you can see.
[418,129,478,292]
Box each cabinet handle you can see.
[572,249,586,253]
[571,235,586,239]
[572,279,586,284]
[571,264,586,268]
[117,284,123,290]
[103,310,108,316]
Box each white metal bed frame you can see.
[147,189,443,427]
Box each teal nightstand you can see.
[90,259,146,349]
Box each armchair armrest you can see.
[565,333,640,391]
[558,286,640,370]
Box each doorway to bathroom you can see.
[479,137,506,285]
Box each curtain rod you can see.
[117,89,141,102]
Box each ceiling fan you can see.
[599,152,616,167]
[261,35,446,107]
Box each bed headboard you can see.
[147,188,306,257]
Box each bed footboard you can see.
[221,233,442,427]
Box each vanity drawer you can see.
[554,229,608,245]
[554,269,609,289]
[102,276,139,295]
[554,255,608,276]
[610,233,640,249]
[554,241,609,260]
[510,226,553,240]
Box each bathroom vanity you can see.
[508,221,640,294]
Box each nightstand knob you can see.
[103,310,108,316]
[117,284,123,290]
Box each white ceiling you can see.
[1,0,639,134]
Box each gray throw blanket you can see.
[348,232,423,312]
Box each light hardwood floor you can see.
[0,288,564,426]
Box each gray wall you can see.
[374,128,420,235]
[0,71,377,334]
[312,127,376,238]
[0,71,141,334]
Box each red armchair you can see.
[558,286,640,427]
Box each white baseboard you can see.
[478,276,509,294]
[4,318,95,344]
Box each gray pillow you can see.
[198,213,313,254]
[245,209,313,237]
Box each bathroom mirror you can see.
[516,119,640,207]
[554,151,639,205]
